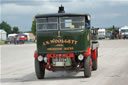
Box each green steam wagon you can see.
[34,6,99,79]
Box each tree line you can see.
[31,18,36,35]
[0,19,36,36]
[0,19,119,36]
[0,21,19,35]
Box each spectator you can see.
[14,37,17,44]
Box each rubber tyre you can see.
[92,49,98,70]
[92,59,97,70]
[35,59,45,79]
[84,56,92,78]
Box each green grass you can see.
[0,41,5,45]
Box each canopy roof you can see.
[16,33,27,36]
[35,13,90,18]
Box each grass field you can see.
[0,41,5,45]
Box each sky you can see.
[0,0,128,31]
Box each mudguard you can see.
[34,50,38,59]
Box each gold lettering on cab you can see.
[47,47,74,51]
[47,48,62,51]
[64,47,74,50]
[43,39,77,51]
[43,39,78,46]
[56,44,64,47]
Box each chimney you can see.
[58,5,65,13]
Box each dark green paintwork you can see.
[36,14,91,54]
[36,28,91,54]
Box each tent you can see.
[8,33,17,41]
[16,33,27,41]
[0,29,7,41]
[16,33,27,37]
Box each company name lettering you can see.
[43,39,78,46]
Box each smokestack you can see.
[58,5,65,13]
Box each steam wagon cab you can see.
[34,6,99,79]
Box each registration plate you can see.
[52,58,71,66]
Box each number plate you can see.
[52,58,71,66]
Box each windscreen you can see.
[60,16,85,30]
[36,17,58,31]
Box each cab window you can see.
[36,17,58,31]
[60,16,85,30]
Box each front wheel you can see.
[84,56,92,78]
[35,59,45,79]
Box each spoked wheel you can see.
[92,48,98,70]
[35,59,45,79]
[84,56,92,78]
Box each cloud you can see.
[1,0,72,6]
[0,5,2,22]
[1,4,35,15]
[1,0,128,31]
[94,13,121,20]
